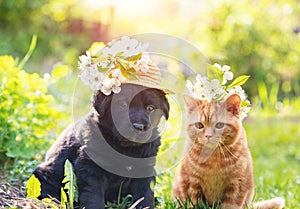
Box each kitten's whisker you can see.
[220,141,239,160]
[218,143,226,160]
[220,144,234,164]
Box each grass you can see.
[246,116,300,209]
[154,114,300,209]
[1,113,299,208]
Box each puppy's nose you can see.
[132,123,145,131]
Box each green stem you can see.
[18,34,37,69]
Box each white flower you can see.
[241,105,251,120]
[193,83,210,101]
[102,39,124,57]
[210,79,224,95]
[213,63,222,70]
[102,36,149,58]
[100,77,121,95]
[207,79,224,101]
[112,68,121,78]
[222,70,233,85]
[132,54,151,72]
[187,74,223,102]
[227,87,250,119]
[192,75,210,100]
[79,51,92,69]
[227,86,247,101]
[78,51,104,91]
[78,37,152,93]
[213,63,234,85]
[99,69,122,95]
[187,63,251,119]
[121,36,149,57]
[98,60,110,68]
[80,66,103,91]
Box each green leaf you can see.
[227,75,250,89]
[118,60,130,71]
[115,51,124,57]
[207,64,223,83]
[62,159,78,209]
[118,61,138,80]
[124,53,142,61]
[127,67,136,73]
[98,66,110,72]
[26,174,41,198]
[121,70,138,80]
[92,56,108,63]
[241,100,251,107]
[60,188,68,209]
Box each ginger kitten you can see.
[172,94,284,209]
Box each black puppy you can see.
[32,83,170,209]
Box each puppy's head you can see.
[93,83,170,143]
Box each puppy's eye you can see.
[215,122,225,129]
[146,105,155,112]
[195,122,204,129]
[120,101,128,109]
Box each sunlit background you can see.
[1,0,300,208]
[1,0,300,101]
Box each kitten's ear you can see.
[183,94,198,112]
[225,94,241,116]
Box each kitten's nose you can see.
[205,129,213,139]
[205,134,212,139]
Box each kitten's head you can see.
[184,94,242,147]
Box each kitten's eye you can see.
[215,122,225,129]
[146,105,155,112]
[194,122,204,129]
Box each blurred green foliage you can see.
[10,159,38,182]
[1,0,300,106]
[190,0,300,101]
[0,0,98,72]
[0,55,66,161]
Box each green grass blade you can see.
[18,34,37,69]
[257,82,269,110]
[269,82,279,111]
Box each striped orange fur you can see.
[172,94,284,209]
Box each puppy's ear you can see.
[160,93,170,120]
[93,91,111,117]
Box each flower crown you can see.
[78,36,152,95]
[186,63,251,119]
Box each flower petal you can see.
[101,86,112,95]
[112,86,121,94]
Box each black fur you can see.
[32,84,170,209]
